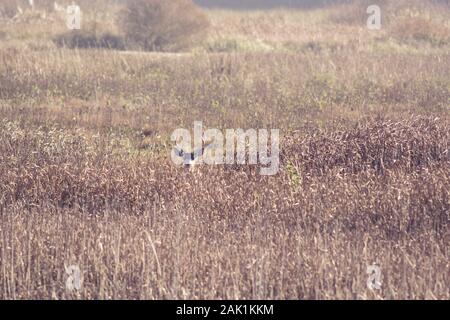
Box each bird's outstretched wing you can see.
[173,146,184,157]
[173,146,198,165]
[174,144,217,165]
[192,147,204,160]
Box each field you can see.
[0,0,449,299]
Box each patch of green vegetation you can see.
[285,161,301,191]
[283,40,344,54]
[205,37,273,53]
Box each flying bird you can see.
[173,146,205,167]
[173,139,220,171]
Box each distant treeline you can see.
[108,0,450,10]
[193,0,350,9]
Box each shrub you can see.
[0,0,58,19]
[118,0,210,51]
[53,30,125,50]
[390,17,450,46]
[0,0,19,19]
[328,1,371,26]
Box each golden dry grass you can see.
[0,0,449,300]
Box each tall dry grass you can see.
[0,117,448,299]
[0,1,449,300]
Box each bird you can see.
[173,146,205,168]
[174,143,217,169]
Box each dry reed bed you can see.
[2,203,448,299]
[0,2,449,299]
[1,117,448,230]
[0,117,448,299]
